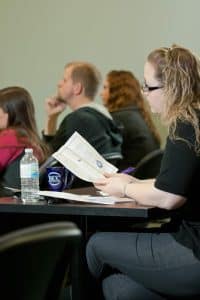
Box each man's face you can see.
[57,66,75,102]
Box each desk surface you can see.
[0,187,167,219]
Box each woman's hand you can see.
[94,173,137,197]
[110,172,139,182]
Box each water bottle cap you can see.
[25,148,33,153]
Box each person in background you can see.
[43,61,122,156]
[86,45,200,299]
[0,86,48,189]
[101,70,161,170]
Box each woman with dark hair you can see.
[0,86,49,189]
[101,70,161,169]
[87,45,200,299]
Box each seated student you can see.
[0,86,48,189]
[86,45,200,299]
[100,70,161,170]
[43,61,122,156]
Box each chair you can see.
[130,149,167,229]
[0,151,25,189]
[0,221,83,300]
[102,152,123,167]
[133,149,164,179]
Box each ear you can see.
[73,82,83,95]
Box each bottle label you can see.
[20,164,39,178]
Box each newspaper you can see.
[39,190,134,205]
[52,131,118,182]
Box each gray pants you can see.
[86,231,200,299]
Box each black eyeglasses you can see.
[141,83,163,93]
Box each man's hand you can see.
[44,96,67,135]
[45,96,67,118]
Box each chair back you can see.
[133,149,164,179]
[0,151,25,189]
[0,221,82,300]
[102,152,123,167]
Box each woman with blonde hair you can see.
[101,70,161,169]
[86,45,200,299]
[0,86,49,189]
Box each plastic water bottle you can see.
[20,148,40,203]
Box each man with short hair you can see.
[43,61,122,156]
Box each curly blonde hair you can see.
[147,45,200,152]
[105,70,161,145]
